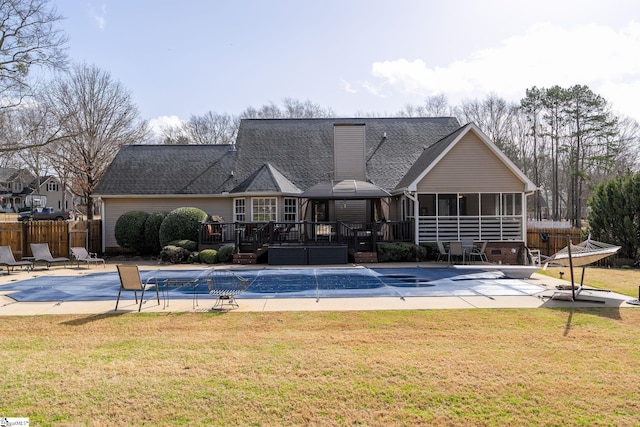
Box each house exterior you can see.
[94,117,536,260]
[28,176,75,211]
[0,168,75,213]
[0,168,34,212]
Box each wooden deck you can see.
[198,220,414,264]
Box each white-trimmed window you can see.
[252,197,277,222]
[47,181,59,192]
[234,198,246,222]
[284,198,297,221]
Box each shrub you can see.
[377,242,417,262]
[114,211,150,253]
[159,245,191,264]
[144,211,168,254]
[199,249,218,264]
[158,207,207,247]
[167,239,198,252]
[216,244,235,263]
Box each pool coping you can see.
[0,261,636,315]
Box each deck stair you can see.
[354,251,378,263]
[233,253,257,265]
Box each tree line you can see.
[1,1,639,228]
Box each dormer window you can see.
[13,182,22,192]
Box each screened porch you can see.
[409,192,526,242]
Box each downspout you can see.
[100,198,106,253]
[404,190,419,245]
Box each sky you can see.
[52,0,640,135]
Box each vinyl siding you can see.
[416,133,524,193]
[334,125,365,180]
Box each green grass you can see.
[1,309,640,426]
[538,266,640,297]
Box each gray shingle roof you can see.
[94,145,237,195]
[94,117,462,196]
[231,117,461,192]
[231,163,302,194]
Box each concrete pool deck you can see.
[0,261,636,315]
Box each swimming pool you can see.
[1,266,544,303]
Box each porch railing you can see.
[198,220,414,253]
[417,216,523,242]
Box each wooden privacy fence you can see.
[526,227,584,257]
[0,220,102,260]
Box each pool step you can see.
[233,253,257,264]
[354,252,378,263]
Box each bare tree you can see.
[397,95,452,118]
[185,111,237,144]
[0,0,67,105]
[45,63,148,219]
[158,122,189,145]
[239,98,334,119]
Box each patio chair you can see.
[29,243,70,268]
[468,241,488,263]
[207,269,250,310]
[436,241,449,262]
[70,247,106,268]
[115,264,160,312]
[0,245,33,274]
[448,241,465,265]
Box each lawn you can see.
[2,306,639,426]
[538,266,640,298]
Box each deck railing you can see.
[198,220,414,252]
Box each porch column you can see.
[521,192,528,245]
[404,192,419,245]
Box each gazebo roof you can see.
[301,180,390,199]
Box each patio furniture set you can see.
[436,240,488,265]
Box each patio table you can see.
[162,278,199,309]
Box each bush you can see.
[144,211,168,254]
[167,239,198,252]
[216,244,235,263]
[377,242,417,262]
[158,207,207,247]
[199,249,218,264]
[114,211,150,253]
[159,245,191,264]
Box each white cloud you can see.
[364,21,640,120]
[148,115,185,137]
[89,3,107,30]
[341,80,357,94]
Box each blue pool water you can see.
[1,267,544,303]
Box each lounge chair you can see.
[115,265,160,312]
[70,247,105,268]
[0,245,33,274]
[30,243,70,268]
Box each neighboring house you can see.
[0,168,36,212]
[0,168,75,212]
[29,176,75,212]
[94,117,536,257]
